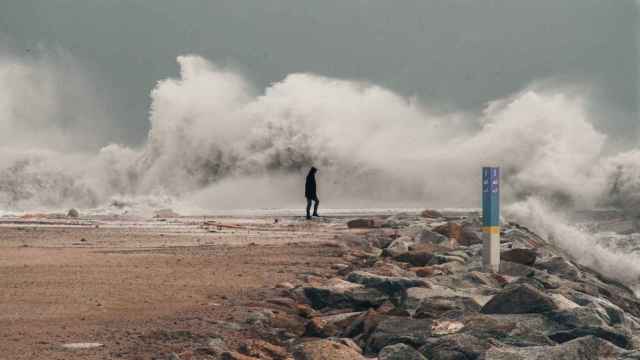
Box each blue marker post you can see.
[482,167,500,272]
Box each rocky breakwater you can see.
[171,211,640,359]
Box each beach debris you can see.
[153,208,180,218]
[347,218,379,229]
[420,209,443,218]
[61,342,104,349]
[67,208,80,218]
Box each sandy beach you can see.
[0,215,353,359]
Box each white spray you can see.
[1,53,640,282]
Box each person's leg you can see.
[313,197,319,216]
[306,198,312,219]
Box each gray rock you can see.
[484,336,627,360]
[548,326,634,349]
[402,286,462,313]
[382,214,413,229]
[384,237,412,257]
[363,229,396,249]
[366,317,432,353]
[347,218,379,229]
[430,254,466,265]
[304,278,389,310]
[567,292,631,327]
[499,260,535,277]
[327,337,363,354]
[535,257,581,281]
[346,271,430,295]
[620,351,640,359]
[167,353,181,360]
[378,343,427,360]
[368,261,413,277]
[550,303,615,329]
[418,333,489,360]
[415,229,449,245]
[394,251,434,266]
[446,250,471,262]
[465,271,505,289]
[246,309,273,324]
[293,339,366,360]
[341,234,379,252]
[306,312,362,338]
[415,296,481,319]
[481,284,558,314]
[501,248,537,266]
[459,227,483,246]
[206,337,227,356]
[461,313,556,347]
[421,209,443,218]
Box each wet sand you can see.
[0,216,351,359]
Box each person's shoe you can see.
[306,215,312,220]
[313,213,320,217]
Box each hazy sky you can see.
[1,0,637,146]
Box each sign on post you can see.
[482,167,500,272]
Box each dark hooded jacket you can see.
[305,167,318,199]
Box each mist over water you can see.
[1,53,640,281]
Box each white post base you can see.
[483,229,500,273]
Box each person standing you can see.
[305,167,319,219]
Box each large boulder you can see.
[418,333,490,360]
[415,296,481,319]
[564,292,630,327]
[362,229,396,249]
[484,336,627,360]
[461,313,556,347]
[393,251,434,267]
[535,257,581,281]
[501,248,538,266]
[342,309,383,339]
[481,284,558,314]
[402,286,464,313]
[269,312,307,337]
[303,278,389,310]
[378,343,427,360]
[346,271,430,295]
[293,339,366,360]
[499,260,536,277]
[305,312,362,338]
[548,327,634,349]
[366,317,433,353]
